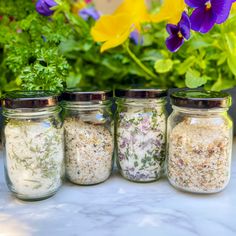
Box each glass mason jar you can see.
[2,91,64,201]
[167,90,233,194]
[62,91,114,185]
[0,100,3,149]
[116,89,167,183]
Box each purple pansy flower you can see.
[79,7,100,21]
[130,30,144,45]
[36,0,57,16]
[165,12,191,52]
[185,0,233,33]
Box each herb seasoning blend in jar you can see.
[116,89,167,183]
[62,91,114,185]
[2,91,64,201]
[167,90,233,194]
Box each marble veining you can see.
[0,141,236,236]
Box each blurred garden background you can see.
[1,0,236,96]
[0,0,236,134]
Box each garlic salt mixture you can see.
[64,117,113,185]
[62,90,114,185]
[5,119,64,199]
[168,118,231,193]
[116,89,167,183]
[167,90,233,194]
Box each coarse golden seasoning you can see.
[167,117,231,193]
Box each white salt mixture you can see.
[4,119,64,199]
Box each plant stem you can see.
[124,44,157,80]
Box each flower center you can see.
[205,1,211,10]
[178,31,183,38]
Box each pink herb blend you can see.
[116,89,167,183]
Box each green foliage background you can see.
[0,0,236,97]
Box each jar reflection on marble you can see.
[116,89,167,183]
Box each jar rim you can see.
[115,89,167,99]
[3,90,59,109]
[170,90,232,109]
[61,90,113,102]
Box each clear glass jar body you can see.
[167,106,233,194]
[116,98,167,182]
[63,101,114,185]
[3,107,64,201]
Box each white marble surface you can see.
[0,142,236,236]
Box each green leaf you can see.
[140,49,163,61]
[185,69,207,88]
[227,54,236,76]
[225,32,236,75]
[211,75,236,91]
[217,53,227,66]
[176,56,196,75]
[66,72,82,88]
[154,59,173,73]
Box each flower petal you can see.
[114,0,150,30]
[166,34,184,52]
[180,11,191,27]
[115,0,150,23]
[91,14,132,41]
[130,30,143,45]
[212,0,233,24]
[45,0,57,7]
[179,12,191,39]
[79,7,100,20]
[151,0,186,24]
[100,26,132,52]
[166,24,179,35]
[36,0,54,16]
[91,13,134,52]
[184,0,208,8]
[180,25,191,39]
[190,7,217,33]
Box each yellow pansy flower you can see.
[91,0,150,52]
[114,0,151,30]
[151,0,186,24]
[91,13,134,53]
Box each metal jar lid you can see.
[62,90,113,102]
[170,90,232,109]
[115,89,167,99]
[3,91,59,109]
